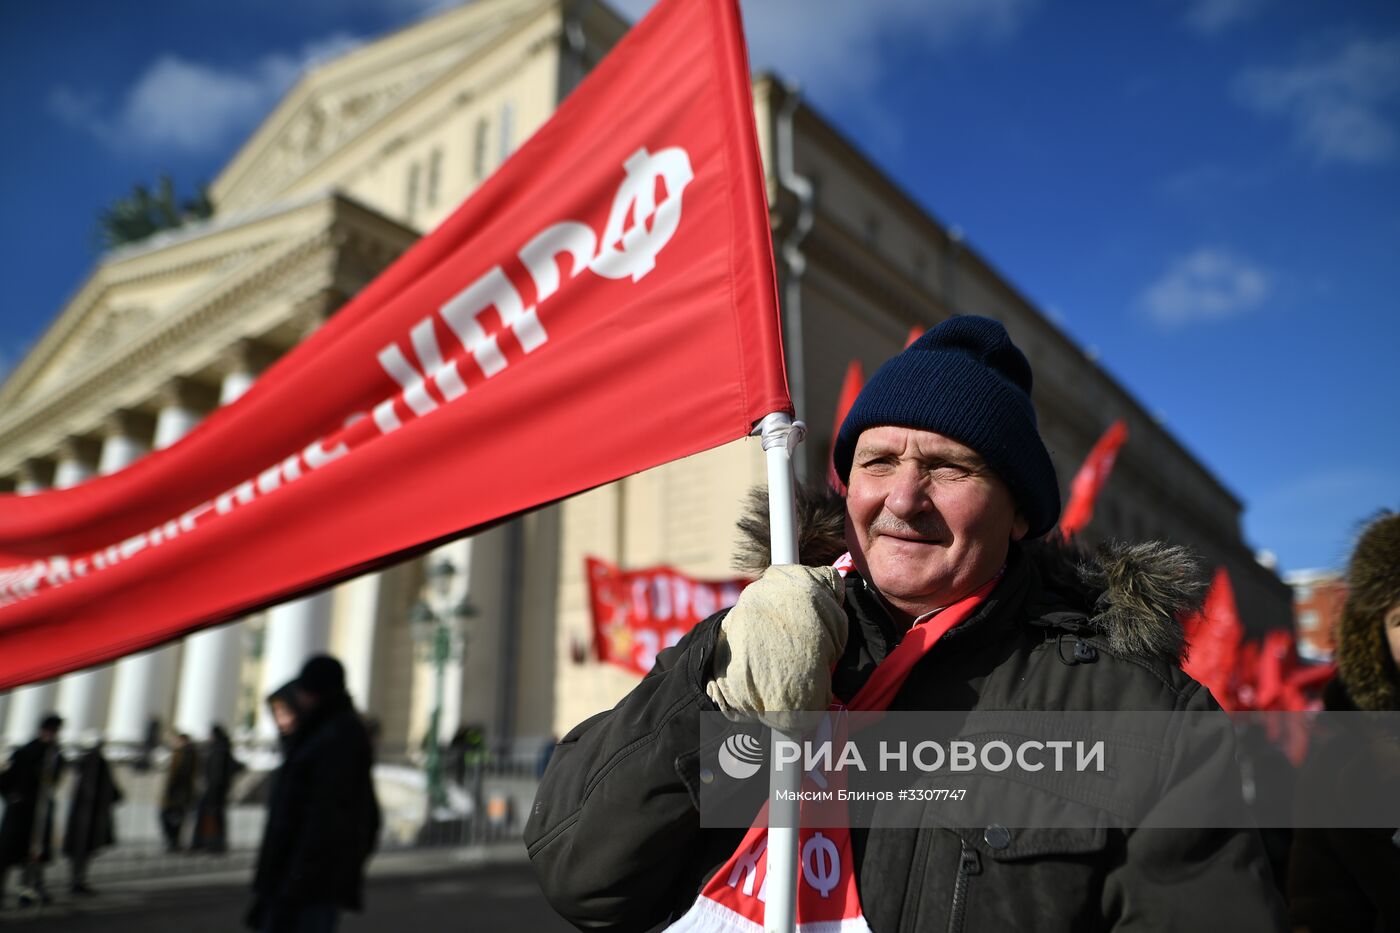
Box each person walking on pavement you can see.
[160,732,198,853]
[62,733,123,895]
[192,724,244,854]
[0,713,65,909]
[247,655,380,933]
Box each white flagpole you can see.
[755,411,805,933]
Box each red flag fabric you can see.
[1057,419,1129,538]
[825,359,864,494]
[1182,567,1244,710]
[0,0,787,688]
[586,557,748,676]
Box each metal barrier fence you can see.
[1,745,546,891]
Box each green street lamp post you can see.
[411,557,475,820]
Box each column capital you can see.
[15,458,54,489]
[155,376,218,414]
[54,435,100,465]
[293,290,350,340]
[217,338,279,379]
[102,408,156,440]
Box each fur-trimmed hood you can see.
[1335,511,1400,712]
[734,483,1204,666]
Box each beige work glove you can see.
[706,565,847,733]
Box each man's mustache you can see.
[868,514,946,540]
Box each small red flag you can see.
[826,359,865,493]
[1058,419,1129,538]
[1183,567,1244,709]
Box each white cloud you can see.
[48,33,363,155]
[1137,247,1271,326]
[609,0,1036,109]
[1233,37,1400,165]
[1183,0,1268,37]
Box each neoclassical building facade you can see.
[0,0,1292,757]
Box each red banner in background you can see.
[0,0,787,687]
[586,557,749,676]
[1183,567,1244,709]
[826,359,864,494]
[1058,419,1128,538]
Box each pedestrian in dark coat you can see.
[526,318,1286,932]
[247,656,381,933]
[0,713,64,908]
[1289,511,1400,933]
[62,736,123,894]
[192,725,244,853]
[161,733,198,852]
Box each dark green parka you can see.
[527,511,1286,932]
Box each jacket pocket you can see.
[945,822,1112,933]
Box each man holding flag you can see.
[526,316,1286,931]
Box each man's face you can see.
[845,426,1028,622]
[270,699,298,737]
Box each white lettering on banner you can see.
[519,221,596,307]
[632,627,686,673]
[693,583,716,618]
[726,836,767,897]
[651,575,673,621]
[373,146,694,435]
[0,145,696,607]
[592,147,695,282]
[801,832,841,899]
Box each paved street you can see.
[1,849,575,932]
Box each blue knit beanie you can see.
[833,315,1061,538]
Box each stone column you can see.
[51,438,104,736]
[246,327,334,742]
[96,411,151,475]
[50,437,96,490]
[14,459,52,496]
[106,380,211,745]
[338,573,382,715]
[256,592,334,739]
[56,416,153,738]
[174,344,276,738]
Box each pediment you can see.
[213,0,553,213]
[12,250,267,405]
[0,200,315,412]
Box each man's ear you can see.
[1010,511,1030,542]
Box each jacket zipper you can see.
[946,839,981,933]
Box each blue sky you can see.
[1,0,1396,575]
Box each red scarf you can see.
[669,558,998,931]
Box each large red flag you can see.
[1182,567,1244,709]
[825,359,864,494]
[0,0,787,687]
[1058,419,1128,538]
